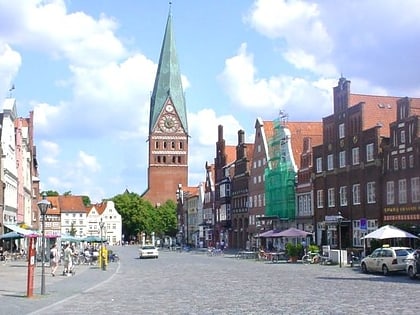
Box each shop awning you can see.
[4,224,39,237]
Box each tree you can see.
[42,190,59,196]
[81,196,91,206]
[69,222,77,236]
[112,192,177,242]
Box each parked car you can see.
[406,249,420,279]
[139,245,159,259]
[361,246,412,275]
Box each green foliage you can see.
[112,192,177,241]
[42,190,59,196]
[63,191,72,196]
[69,223,77,236]
[286,243,302,257]
[308,244,319,253]
[81,196,91,206]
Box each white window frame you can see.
[411,177,420,203]
[317,190,324,208]
[327,154,334,170]
[339,123,345,139]
[352,147,359,165]
[366,143,374,162]
[316,157,322,173]
[339,151,346,168]
[328,188,335,207]
[367,181,376,204]
[393,158,398,171]
[352,184,360,205]
[386,181,394,205]
[339,186,347,206]
[398,179,407,204]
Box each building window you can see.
[327,154,334,170]
[328,188,335,207]
[339,151,346,168]
[366,143,374,162]
[317,190,324,208]
[316,157,322,173]
[386,181,395,205]
[257,144,261,152]
[339,186,347,206]
[253,161,256,169]
[352,147,359,165]
[353,184,360,205]
[401,156,406,170]
[400,130,405,144]
[339,123,345,139]
[409,155,414,168]
[367,182,376,204]
[393,158,398,171]
[412,177,420,203]
[398,179,407,204]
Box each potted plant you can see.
[286,243,302,263]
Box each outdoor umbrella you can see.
[274,227,313,238]
[258,230,280,238]
[0,231,24,240]
[361,225,419,240]
[83,235,106,243]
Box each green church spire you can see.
[149,10,188,134]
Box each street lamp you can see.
[99,218,106,270]
[37,193,50,295]
[337,211,344,268]
[176,184,184,245]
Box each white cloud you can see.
[0,43,21,97]
[219,43,332,121]
[77,151,101,173]
[40,140,59,166]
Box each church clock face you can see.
[159,114,179,133]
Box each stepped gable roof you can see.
[184,186,199,198]
[92,201,107,215]
[408,98,420,116]
[225,145,237,165]
[349,94,399,137]
[262,120,275,140]
[46,196,60,215]
[246,143,254,162]
[285,122,323,169]
[58,195,86,213]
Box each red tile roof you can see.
[58,195,86,213]
[349,94,399,137]
[285,122,323,169]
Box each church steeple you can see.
[149,10,188,134]
[142,8,189,207]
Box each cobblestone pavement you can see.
[1,246,419,315]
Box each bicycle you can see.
[302,251,321,264]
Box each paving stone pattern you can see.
[0,246,418,315]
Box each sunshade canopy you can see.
[361,225,419,240]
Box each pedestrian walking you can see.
[50,243,59,276]
[63,242,73,276]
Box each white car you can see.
[361,246,412,275]
[406,249,420,279]
[139,245,159,259]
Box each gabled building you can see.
[248,118,274,248]
[1,98,19,226]
[59,195,87,237]
[202,162,216,247]
[142,10,189,206]
[87,200,122,246]
[45,196,61,237]
[213,125,236,248]
[313,77,402,249]
[382,97,420,232]
[15,115,35,229]
[231,130,254,249]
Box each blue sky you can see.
[1,0,420,203]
